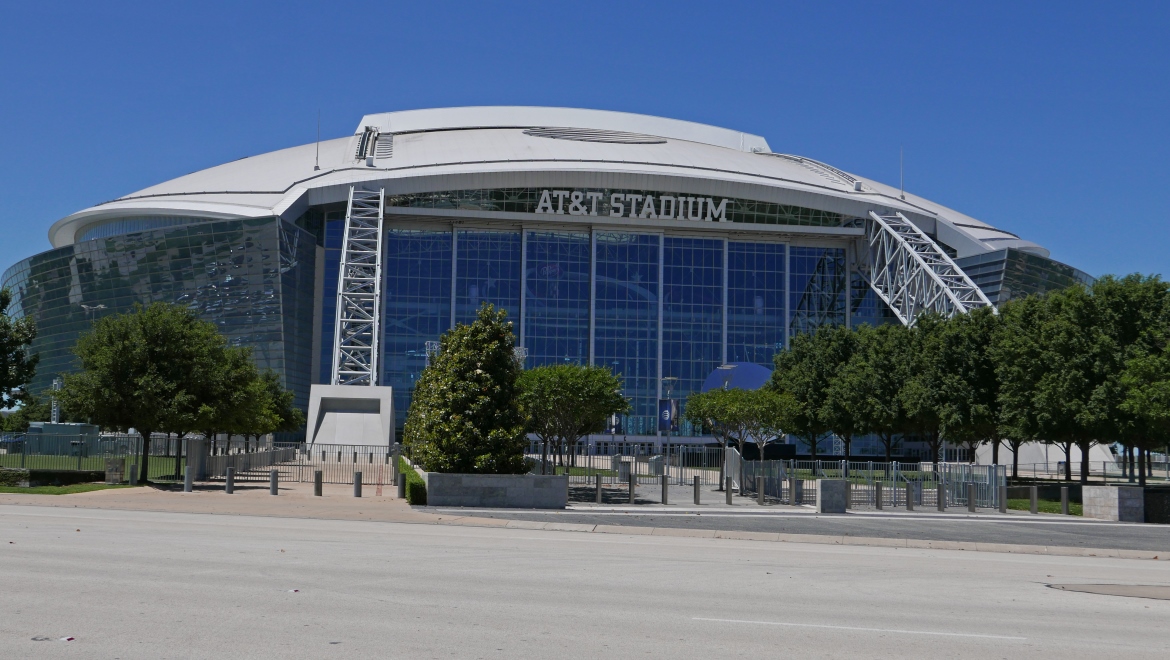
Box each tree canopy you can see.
[518,363,628,473]
[0,288,38,412]
[404,303,528,474]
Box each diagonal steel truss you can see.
[331,186,385,385]
[860,211,993,326]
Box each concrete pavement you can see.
[2,505,1169,658]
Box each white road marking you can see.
[692,617,1027,640]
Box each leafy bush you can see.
[399,457,427,505]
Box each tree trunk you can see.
[991,439,1000,465]
[1078,440,1091,484]
[1061,442,1072,481]
[541,438,549,475]
[1139,447,1147,487]
[882,434,893,463]
[138,430,153,483]
[843,435,851,463]
[807,434,818,461]
[1010,440,1022,479]
[174,433,185,480]
[717,438,726,491]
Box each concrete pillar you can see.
[693,475,700,505]
[661,474,669,505]
[1061,486,1069,515]
[875,482,883,510]
[595,474,602,504]
[968,483,976,513]
[789,476,797,506]
[725,477,733,505]
[936,483,945,511]
[628,472,636,505]
[225,467,234,494]
[354,472,362,498]
[183,466,193,493]
[757,476,765,506]
[1030,485,1038,514]
[998,485,1007,514]
[129,464,138,486]
[314,470,323,497]
[270,469,278,496]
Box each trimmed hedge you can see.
[0,468,28,487]
[399,457,427,505]
[0,468,107,488]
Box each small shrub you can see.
[0,468,29,487]
[399,457,427,505]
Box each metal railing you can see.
[246,443,401,485]
[527,442,727,486]
[1015,461,1170,483]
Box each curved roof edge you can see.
[356,106,772,154]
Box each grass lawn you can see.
[1007,498,1083,516]
[0,483,138,495]
[0,454,187,481]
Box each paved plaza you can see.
[2,501,1169,659]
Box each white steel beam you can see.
[331,186,385,385]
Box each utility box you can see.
[1083,485,1144,522]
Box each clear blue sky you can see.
[1,1,1166,279]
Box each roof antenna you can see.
[899,146,905,200]
[314,110,321,171]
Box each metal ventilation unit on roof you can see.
[859,211,994,325]
[331,186,385,386]
[523,127,666,144]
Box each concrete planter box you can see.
[817,479,848,514]
[1083,485,1144,522]
[424,473,568,509]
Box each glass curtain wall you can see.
[594,232,660,435]
[382,230,453,428]
[789,246,847,336]
[524,231,591,366]
[662,237,724,435]
[727,241,786,366]
[455,230,521,325]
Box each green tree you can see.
[0,393,50,432]
[684,387,755,487]
[992,295,1048,478]
[817,325,863,461]
[846,323,911,462]
[936,307,1001,463]
[744,388,801,460]
[58,302,231,483]
[771,329,837,459]
[194,346,261,453]
[0,288,38,412]
[518,364,628,474]
[404,303,528,474]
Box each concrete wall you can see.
[817,480,848,514]
[424,473,568,509]
[1083,485,1144,522]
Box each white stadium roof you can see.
[48,106,1046,258]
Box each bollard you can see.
[270,469,278,496]
[595,474,602,504]
[875,482,883,510]
[905,482,913,511]
[183,465,193,493]
[354,472,363,498]
[757,476,765,506]
[725,477,734,505]
[1030,485,1038,514]
[998,485,1007,514]
[789,476,797,506]
[967,483,976,513]
[693,475,701,505]
[628,472,636,504]
[129,464,138,486]
[314,470,323,497]
[936,483,945,511]
[1061,486,1069,515]
[661,474,668,506]
[225,467,235,494]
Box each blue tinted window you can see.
[789,246,846,336]
[524,231,590,366]
[662,237,723,435]
[455,230,521,326]
[727,242,786,365]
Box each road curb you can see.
[451,515,1167,560]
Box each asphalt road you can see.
[430,501,1170,552]
[2,505,1169,658]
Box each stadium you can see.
[2,106,1091,451]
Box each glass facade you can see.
[1,218,317,408]
[956,248,1094,306]
[523,231,591,366]
[662,237,724,435]
[455,230,522,324]
[789,246,847,336]
[727,241,786,365]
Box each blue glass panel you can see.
[594,232,659,435]
[662,237,723,436]
[727,242,786,366]
[455,230,521,327]
[382,230,453,429]
[789,246,846,337]
[524,231,590,366]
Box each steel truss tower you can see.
[861,211,993,325]
[331,186,385,385]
